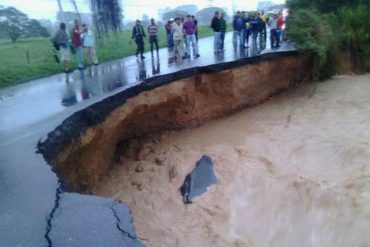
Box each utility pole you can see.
[56,0,65,23]
[231,0,236,14]
[71,0,82,22]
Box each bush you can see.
[287,9,338,80]
[334,4,370,72]
[287,0,370,78]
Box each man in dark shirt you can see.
[165,19,174,47]
[192,16,199,41]
[71,19,84,69]
[233,11,246,48]
[219,12,227,51]
[132,20,146,59]
[211,11,221,53]
[255,13,265,46]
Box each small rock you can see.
[119,155,126,165]
[169,165,178,182]
[131,180,138,186]
[155,157,163,166]
[135,164,144,173]
[137,183,143,191]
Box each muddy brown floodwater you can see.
[92,74,370,247]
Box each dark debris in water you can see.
[180,155,218,204]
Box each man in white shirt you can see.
[81,24,98,65]
[172,17,184,62]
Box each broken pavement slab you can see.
[48,193,144,247]
[180,155,218,204]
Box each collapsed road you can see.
[5,34,366,247]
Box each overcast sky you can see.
[0,0,285,21]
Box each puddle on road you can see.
[92,75,370,247]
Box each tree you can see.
[142,14,150,26]
[196,7,228,24]
[158,7,172,21]
[25,19,50,38]
[287,0,370,77]
[90,0,123,37]
[0,6,29,42]
[162,10,190,21]
[174,5,198,15]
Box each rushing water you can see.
[93,74,370,247]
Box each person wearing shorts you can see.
[51,22,71,72]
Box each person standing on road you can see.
[172,17,184,62]
[183,15,200,59]
[81,24,98,66]
[261,11,269,42]
[269,13,280,48]
[219,12,227,51]
[51,22,71,72]
[71,19,85,70]
[165,19,174,47]
[284,10,293,42]
[211,11,221,53]
[255,13,265,46]
[232,11,245,49]
[148,18,159,54]
[132,20,146,60]
[192,15,199,42]
[243,12,251,48]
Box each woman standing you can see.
[81,24,99,66]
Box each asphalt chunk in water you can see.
[180,155,218,204]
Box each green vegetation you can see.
[287,0,370,80]
[0,25,213,88]
[0,6,50,42]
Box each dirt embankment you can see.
[47,55,312,192]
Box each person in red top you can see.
[277,13,284,28]
[277,13,284,43]
[71,19,84,69]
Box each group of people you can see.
[231,10,291,51]
[51,19,98,72]
[52,10,292,72]
[132,15,201,63]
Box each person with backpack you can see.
[71,19,85,70]
[51,22,71,73]
[132,20,146,60]
[81,24,98,66]
[211,11,221,53]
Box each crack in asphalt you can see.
[44,180,64,247]
[109,205,138,240]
